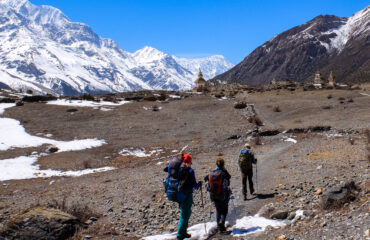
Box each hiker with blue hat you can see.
[238,143,257,200]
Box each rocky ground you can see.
[0,83,369,240]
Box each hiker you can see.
[238,143,257,200]
[204,158,231,233]
[164,153,202,240]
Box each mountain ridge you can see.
[0,0,233,95]
[213,6,370,85]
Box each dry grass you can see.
[47,197,100,222]
[276,164,288,169]
[69,222,122,240]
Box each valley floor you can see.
[0,85,369,239]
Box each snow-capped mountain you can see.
[173,55,234,80]
[0,0,233,95]
[130,47,195,90]
[214,6,370,85]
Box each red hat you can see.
[183,154,192,164]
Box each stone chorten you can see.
[195,70,206,88]
[193,70,207,92]
[328,71,335,86]
[271,77,277,85]
[314,71,324,85]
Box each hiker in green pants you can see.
[178,193,193,238]
[176,154,202,240]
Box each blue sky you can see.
[30,0,369,64]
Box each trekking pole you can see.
[200,184,207,234]
[256,162,258,193]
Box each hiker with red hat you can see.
[163,153,202,240]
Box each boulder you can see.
[234,102,247,109]
[47,146,59,153]
[320,181,358,210]
[1,208,85,240]
[16,101,24,106]
[270,211,289,220]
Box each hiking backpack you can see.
[239,149,256,171]
[207,169,227,201]
[164,158,186,203]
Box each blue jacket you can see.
[180,166,201,194]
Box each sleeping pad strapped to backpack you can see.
[208,169,227,201]
[164,158,186,203]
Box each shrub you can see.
[26,89,33,95]
[234,102,247,109]
[143,95,157,101]
[157,93,167,101]
[0,98,15,103]
[273,106,281,112]
[82,94,95,101]
[83,160,91,169]
[254,116,264,126]
[327,94,333,99]
[22,95,57,102]
[152,105,159,111]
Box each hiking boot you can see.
[218,224,227,232]
[220,229,232,235]
[243,194,247,201]
[183,233,191,238]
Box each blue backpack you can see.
[164,158,186,203]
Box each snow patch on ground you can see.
[0,103,16,114]
[0,155,114,181]
[324,133,343,138]
[119,147,164,158]
[144,214,286,239]
[143,221,218,240]
[169,95,181,99]
[282,137,297,143]
[47,99,130,107]
[0,118,106,151]
[231,214,285,236]
[360,93,370,97]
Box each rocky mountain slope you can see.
[0,0,233,95]
[213,6,370,85]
